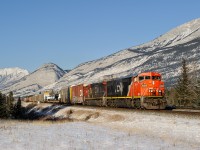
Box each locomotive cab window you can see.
[145,76,151,80]
[139,76,144,81]
[152,76,161,80]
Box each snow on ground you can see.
[1,103,200,150]
[0,120,174,150]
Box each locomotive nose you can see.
[148,88,163,96]
[148,81,164,96]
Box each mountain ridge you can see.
[1,18,200,96]
[1,63,66,97]
[0,67,29,90]
[52,18,200,90]
[133,18,200,51]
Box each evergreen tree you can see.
[188,62,200,107]
[0,92,4,118]
[175,58,193,107]
[193,77,200,106]
[0,92,7,118]
[13,97,22,119]
[166,88,177,105]
[7,91,14,117]
[0,91,16,118]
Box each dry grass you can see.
[5,103,199,149]
[108,114,125,122]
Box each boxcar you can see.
[70,84,84,104]
[59,87,70,104]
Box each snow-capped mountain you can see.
[0,67,29,90]
[2,63,66,97]
[135,18,200,50]
[53,18,200,90]
[1,18,200,97]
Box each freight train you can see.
[24,72,167,109]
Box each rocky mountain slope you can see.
[2,63,66,97]
[52,18,200,90]
[1,18,200,96]
[0,67,29,90]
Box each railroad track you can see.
[25,101,200,118]
[69,105,200,118]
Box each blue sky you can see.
[0,0,199,72]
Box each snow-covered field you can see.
[1,104,200,150]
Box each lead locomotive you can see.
[70,72,166,109]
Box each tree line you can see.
[166,58,200,108]
[0,91,22,119]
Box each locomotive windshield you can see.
[139,76,161,81]
[152,76,161,80]
[139,76,144,81]
[145,76,150,79]
[139,76,151,81]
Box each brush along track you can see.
[37,101,200,119]
[24,101,200,119]
[70,105,200,119]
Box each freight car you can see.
[70,72,167,109]
[23,90,58,103]
[59,87,71,104]
[23,93,44,103]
